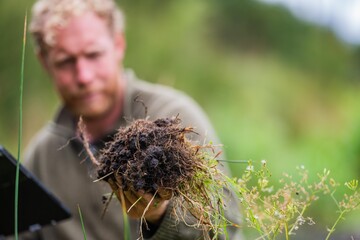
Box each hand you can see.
[108,178,171,225]
[122,189,169,224]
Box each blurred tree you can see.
[208,0,357,83]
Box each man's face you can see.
[43,12,125,119]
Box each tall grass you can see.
[77,204,87,240]
[14,12,27,240]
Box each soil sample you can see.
[81,116,228,237]
[97,117,203,196]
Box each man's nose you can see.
[75,58,93,85]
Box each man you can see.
[23,0,242,239]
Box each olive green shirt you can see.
[21,70,242,240]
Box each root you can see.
[77,116,100,166]
[127,196,143,213]
[139,190,158,239]
[101,191,114,219]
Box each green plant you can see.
[325,179,360,240]
[77,204,87,240]
[229,160,360,239]
[14,12,27,240]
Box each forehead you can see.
[51,12,112,54]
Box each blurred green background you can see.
[1,0,360,238]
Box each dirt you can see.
[97,116,203,197]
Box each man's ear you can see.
[114,32,126,61]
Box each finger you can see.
[125,190,162,212]
[122,190,145,218]
[157,188,173,200]
[122,189,169,223]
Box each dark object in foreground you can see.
[0,145,71,237]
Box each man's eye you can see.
[87,51,102,59]
[55,58,75,68]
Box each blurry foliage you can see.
[208,0,356,83]
[0,0,57,155]
[1,0,360,237]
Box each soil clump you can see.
[97,117,200,197]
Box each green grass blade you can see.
[77,204,87,240]
[119,191,131,240]
[122,207,131,240]
[14,12,27,240]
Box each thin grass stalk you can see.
[284,222,289,240]
[288,205,307,235]
[325,210,346,240]
[14,12,27,240]
[77,204,87,240]
[118,189,131,240]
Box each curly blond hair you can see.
[30,0,125,54]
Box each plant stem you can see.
[288,204,308,235]
[325,210,346,240]
[77,204,87,240]
[284,222,289,240]
[14,12,27,240]
[119,190,131,240]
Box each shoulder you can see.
[127,71,218,144]
[135,79,200,113]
